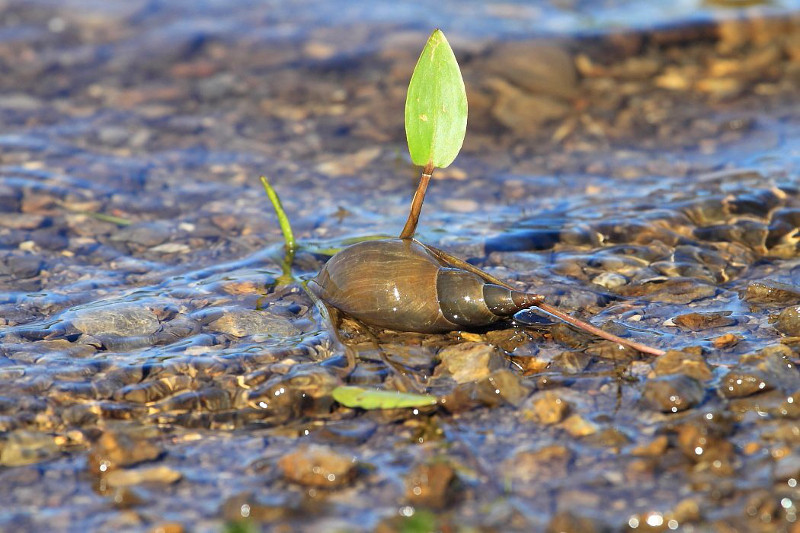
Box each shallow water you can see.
[1,1,799,532]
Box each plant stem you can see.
[399,163,434,239]
[260,176,296,251]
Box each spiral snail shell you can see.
[308,238,543,333]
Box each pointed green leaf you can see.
[332,386,438,410]
[405,29,468,169]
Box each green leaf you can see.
[405,29,467,170]
[332,386,438,410]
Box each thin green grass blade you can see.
[260,176,296,251]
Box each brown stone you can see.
[405,462,460,509]
[277,444,356,488]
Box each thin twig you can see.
[536,302,666,357]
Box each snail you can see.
[308,238,543,333]
[310,236,665,356]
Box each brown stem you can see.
[535,302,666,357]
[399,164,434,239]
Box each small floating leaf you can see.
[405,29,467,170]
[332,386,437,410]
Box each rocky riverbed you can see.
[0,1,799,531]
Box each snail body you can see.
[308,238,542,333]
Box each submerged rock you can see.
[561,414,599,437]
[719,345,797,398]
[775,305,800,336]
[643,374,705,413]
[719,370,774,398]
[277,444,356,488]
[0,430,61,467]
[504,444,573,484]
[72,305,161,337]
[443,369,530,412]
[653,350,713,381]
[405,462,461,509]
[208,309,299,337]
[620,278,717,304]
[246,366,338,419]
[87,430,163,475]
[434,342,505,384]
[673,311,736,331]
[675,414,735,474]
[105,466,182,487]
[521,390,571,425]
[742,281,800,305]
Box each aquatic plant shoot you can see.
[400,29,467,239]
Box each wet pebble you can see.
[405,462,460,509]
[521,390,570,425]
[712,333,740,349]
[549,351,593,373]
[561,414,599,437]
[444,369,530,411]
[434,342,505,384]
[277,444,356,488]
[719,370,774,398]
[487,79,572,134]
[676,420,734,474]
[719,346,796,398]
[0,213,47,230]
[620,278,717,304]
[0,254,42,278]
[631,435,669,457]
[776,306,800,336]
[110,222,173,249]
[87,430,163,475]
[246,367,338,419]
[72,305,161,337]
[743,280,800,305]
[208,309,299,338]
[653,349,713,381]
[673,311,736,331]
[642,374,705,413]
[592,271,628,289]
[105,466,182,488]
[480,41,577,99]
[0,430,61,467]
[504,444,572,484]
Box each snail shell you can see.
[308,238,542,333]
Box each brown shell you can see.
[308,239,457,332]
